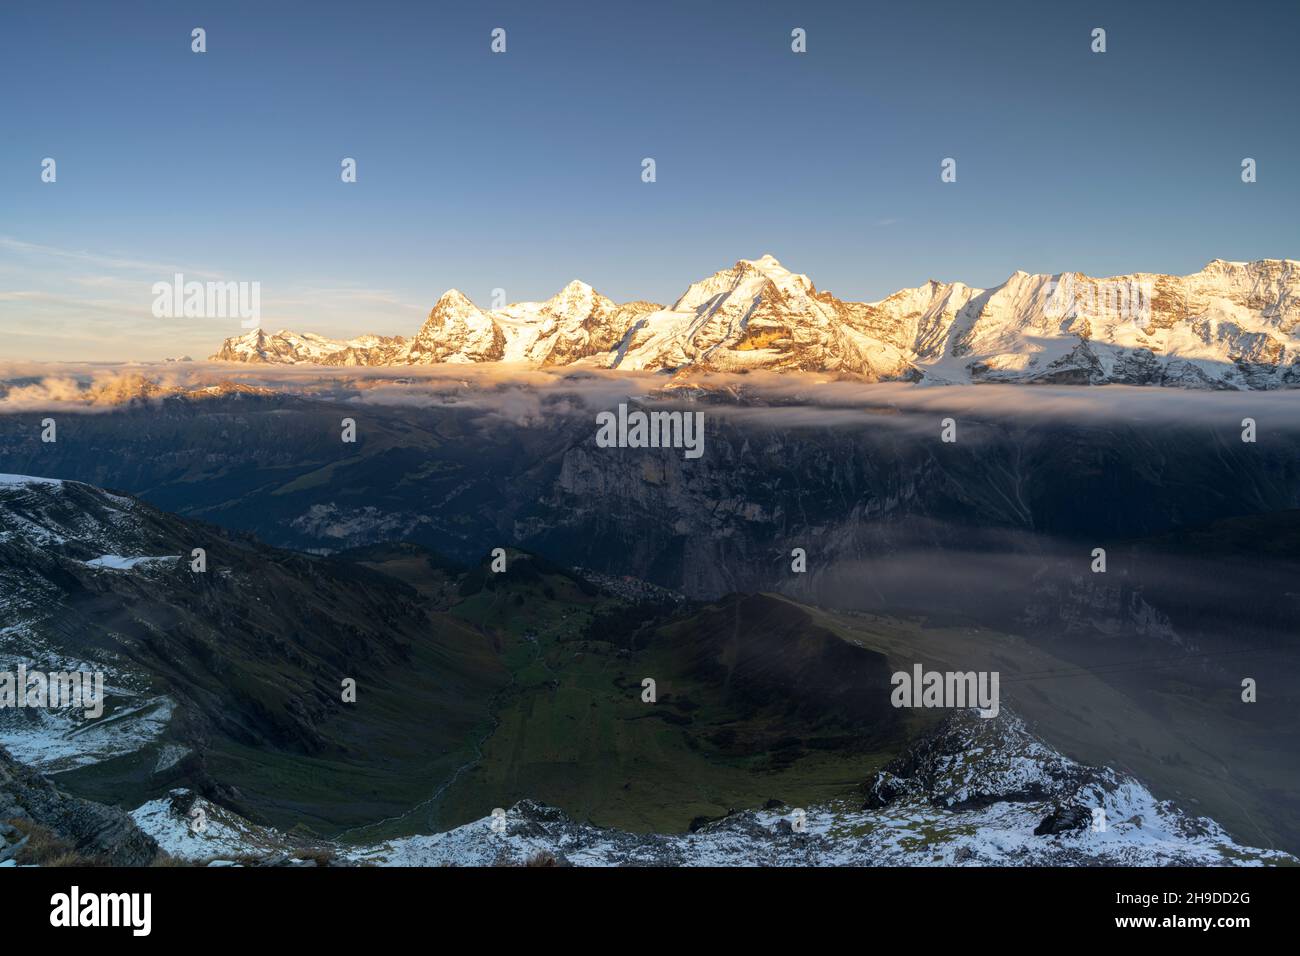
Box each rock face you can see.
[864,710,1103,812]
[210,255,1300,388]
[402,290,505,364]
[1034,805,1093,836]
[0,744,158,865]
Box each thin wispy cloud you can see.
[0,236,224,280]
[0,236,427,361]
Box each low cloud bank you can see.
[0,362,1296,431]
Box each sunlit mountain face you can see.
[210,255,1300,389]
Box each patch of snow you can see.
[0,696,175,773]
[84,554,180,570]
[0,475,64,487]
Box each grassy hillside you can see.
[431,593,904,832]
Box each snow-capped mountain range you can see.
[211,255,1300,388]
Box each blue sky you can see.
[2,0,1297,360]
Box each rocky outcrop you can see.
[863,709,1101,811]
[0,744,158,866]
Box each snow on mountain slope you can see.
[402,290,506,364]
[85,554,180,570]
[132,710,1293,867]
[208,256,1300,388]
[211,328,407,365]
[132,790,299,862]
[909,259,1300,387]
[609,255,914,378]
[0,476,176,771]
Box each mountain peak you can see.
[208,254,1300,389]
[409,288,504,363]
[539,279,612,329]
[433,288,479,311]
[544,279,599,310]
[736,254,788,276]
[557,279,593,295]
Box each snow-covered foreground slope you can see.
[210,256,1300,389]
[133,711,1295,867]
